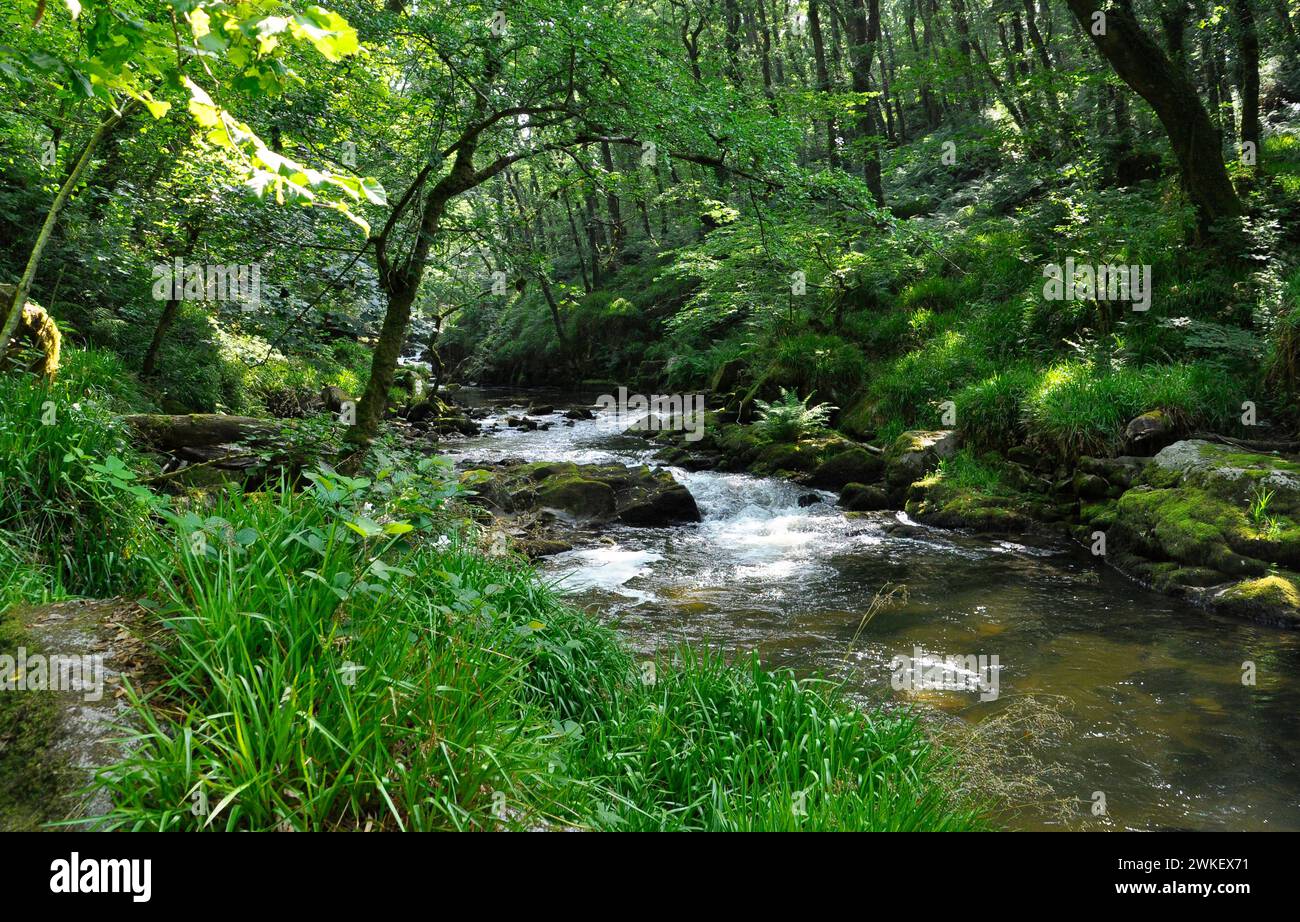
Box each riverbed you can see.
[446,387,1300,831]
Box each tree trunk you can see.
[599,141,624,271]
[142,218,203,377]
[1063,0,1242,230]
[562,190,591,292]
[809,0,840,167]
[124,414,288,451]
[1,109,124,351]
[1235,0,1261,173]
[847,0,885,204]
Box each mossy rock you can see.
[1113,486,1275,576]
[517,461,580,482]
[470,460,701,527]
[535,477,618,521]
[811,446,885,490]
[884,429,959,499]
[1115,440,1300,573]
[1104,440,1300,624]
[1214,574,1300,627]
[837,396,878,441]
[753,440,822,476]
[838,482,890,512]
[714,423,764,467]
[903,476,1038,532]
[1079,500,1118,528]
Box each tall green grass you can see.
[0,354,160,599]
[93,468,984,831]
[1021,360,1237,458]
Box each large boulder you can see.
[838,482,890,512]
[617,475,701,525]
[903,476,1040,532]
[883,430,958,502]
[1110,439,1300,625]
[536,478,617,522]
[810,447,885,490]
[461,460,701,530]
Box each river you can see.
[446,387,1300,831]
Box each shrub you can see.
[0,356,160,597]
[898,276,963,314]
[93,463,983,831]
[869,330,993,427]
[769,332,868,404]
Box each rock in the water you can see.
[1109,439,1300,625]
[536,478,617,521]
[461,460,701,529]
[810,446,885,490]
[797,493,823,507]
[1213,576,1300,627]
[618,477,701,525]
[838,482,890,512]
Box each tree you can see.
[0,0,382,355]
[1062,0,1241,230]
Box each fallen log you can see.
[1189,431,1300,455]
[123,414,292,451]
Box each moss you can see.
[1079,501,1117,527]
[535,477,618,520]
[1115,486,1270,576]
[837,395,878,440]
[0,612,67,831]
[886,429,938,460]
[1194,443,1300,476]
[517,461,580,482]
[753,440,822,476]
[904,476,1039,532]
[1215,574,1300,625]
[716,423,763,465]
[1222,574,1300,606]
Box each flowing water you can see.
[447,387,1300,831]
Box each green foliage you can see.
[752,388,836,443]
[563,648,984,831]
[869,329,994,429]
[93,461,979,831]
[0,353,160,597]
[954,364,1038,454]
[934,449,1021,497]
[899,276,963,314]
[1021,361,1236,459]
[769,332,869,405]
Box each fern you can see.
[753,388,836,442]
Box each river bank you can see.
[0,361,985,832]
[440,386,1300,831]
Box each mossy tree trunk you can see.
[1,109,124,353]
